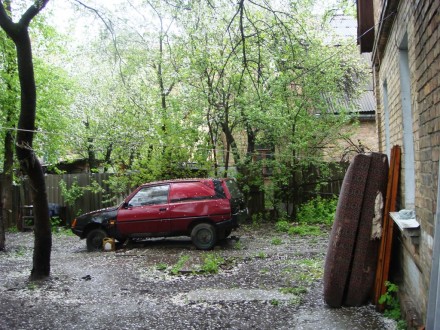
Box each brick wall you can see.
[373,0,440,325]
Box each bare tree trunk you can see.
[0,0,51,279]
[0,130,14,250]
[0,0,15,251]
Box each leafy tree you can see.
[64,0,367,217]
[0,0,17,250]
[0,0,52,279]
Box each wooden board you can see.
[323,153,372,307]
[373,145,401,310]
[344,153,389,306]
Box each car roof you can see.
[140,178,222,187]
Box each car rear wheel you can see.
[86,228,107,252]
[191,223,216,250]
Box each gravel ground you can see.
[0,225,396,330]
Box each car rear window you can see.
[170,182,216,203]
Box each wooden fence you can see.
[12,173,131,227]
[5,164,348,229]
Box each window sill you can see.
[390,211,420,245]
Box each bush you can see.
[275,220,290,233]
[296,196,337,225]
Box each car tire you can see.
[86,228,107,252]
[191,223,216,250]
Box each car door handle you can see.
[159,208,167,211]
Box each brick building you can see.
[357,0,439,327]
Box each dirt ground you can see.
[0,225,396,330]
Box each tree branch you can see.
[20,0,49,26]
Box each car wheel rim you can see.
[197,228,213,244]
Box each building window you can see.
[399,33,415,209]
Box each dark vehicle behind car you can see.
[71,178,247,251]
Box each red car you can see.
[71,178,247,251]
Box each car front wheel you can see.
[86,228,107,252]
[191,223,216,250]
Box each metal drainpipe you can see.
[427,160,440,329]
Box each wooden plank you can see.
[373,145,401,309]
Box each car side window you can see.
[169,182,215,203]
[129,185,169,207]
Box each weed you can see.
[14,247,26,257]
[269,299,280,306]
[27,282,37,291]
[6,226,19,233]
[55,227,75,236]
[233,241,243,250]
[379,281,407,330]
[201,253,224,274]
[171,255,190,275]
[289,296,302,306]
[271,237,283,245]
[251,213,263,228]
[255,251,267,259]
[288,224,321,236]
[260,267,270,274]
[156,263,168,271]
[292,258,324,284]
[51,217,62,231]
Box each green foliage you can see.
[379,281,407,329]
[288,224,322,236]
[251,213,264,228]
[271,238,283,245]
[255,251,267,259]
[296,196,338,225]
[156,263,168,271]
[279,286,308,295]
[275,220,290,233]
[7,226,19,233]
[233,241,243,250]
[171,255,190,275]
[292,258,324,285]
[50,217,61,232]
[59,180,84,207]
[201,253,224,274]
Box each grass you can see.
[156,263,168,271]
[233,240,243,250]
[255,251,267,259]
[201,253,224,274]
[279,286,308,295]
[271,237,283,245]
[288,224,322,236]
[292,258,324,284]
[171,254,190,275]
[6,226,19,233]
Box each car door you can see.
[116,184,171,237]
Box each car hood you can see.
[76,205,120,225]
